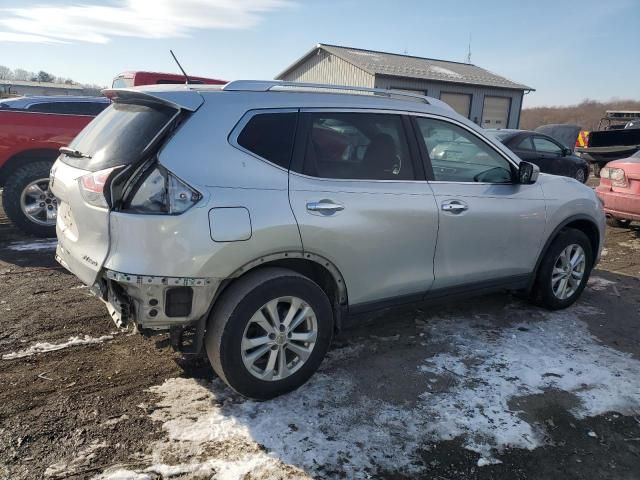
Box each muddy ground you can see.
[1,198,639,480]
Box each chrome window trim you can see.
[228,108,299,173]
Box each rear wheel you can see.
[606,216,632,228]
[592,163,602,178]
[2,161,57,237]
[530,229,593,310]
[205,268,334,399]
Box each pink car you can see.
[596,150,640,227]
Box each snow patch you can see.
[418,310,640,460]
[45,441,107,478]
[6,239,57,251]
[95,304,640,477]
[429,65,463,79]
[588,276,616,291]
[2,335,113,359]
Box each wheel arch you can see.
[0,149,59,187]
[529,214,601,290]
[214,251,348,330]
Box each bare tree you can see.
[0,66,11,80]
[521,99,640,131]
[12,68,30,81]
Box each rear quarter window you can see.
[236,112,297,169]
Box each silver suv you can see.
[51,81,605,399]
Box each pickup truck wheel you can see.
[606,216,631,228]
[2,161,56,237]
[205,268,333,400]
[530,229,593,310]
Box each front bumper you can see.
[94,269,219,330]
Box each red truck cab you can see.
[0,95,110,236]
[112,71,226,88]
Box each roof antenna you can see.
[466,34,472,64]
[170,49,190,85]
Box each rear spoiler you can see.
[102,87,204,112]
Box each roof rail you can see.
[222,80,431,104]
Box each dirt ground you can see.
[1,196,639,480]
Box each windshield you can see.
[62,101,177,171]
[112,77,134,88]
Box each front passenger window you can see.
[415,117,513,183]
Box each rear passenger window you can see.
[515,136,534,150]
[300,112,414,180]
[237,112,297,169]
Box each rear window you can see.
[236,112,297,169]
[62,101,177,171]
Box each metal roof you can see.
[278,44,534,91]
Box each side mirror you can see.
[562,147,572,156]
[518,161,540,184]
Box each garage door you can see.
[482,96,511,128]
[440,92,471,118]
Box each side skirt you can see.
[345,274,531,320]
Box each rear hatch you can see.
[51,88,203,286]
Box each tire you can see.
[592,163,602,178]
[606,216,631,228]
[2,161,56,237]
[205,267,334,399]
[530,228,593,310]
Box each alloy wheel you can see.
[241,296,318,381]
[575,169,586,183]
[20,178,57,226]
[551,244,586,300]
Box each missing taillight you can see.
[79,167,119,208]
[126,165,202,214]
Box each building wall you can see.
[0,84,87,97]
[279,49,375,88]
[374,75,523,129]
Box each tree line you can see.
[0,65,103,89]
[521,99,640,131]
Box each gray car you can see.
[50,81,606,399]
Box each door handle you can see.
[306,200,344,215]
[441,200,468,213]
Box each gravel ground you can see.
[1,196,639,480]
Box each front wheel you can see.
[606,216,632,228]
[205,268,334,399]
[2,161,57,237]
[530,229,593,310]
[574,167,588,183]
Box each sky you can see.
[0,0,638,108]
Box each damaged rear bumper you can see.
[90,269,220,331]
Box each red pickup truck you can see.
[0,95,110,236]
